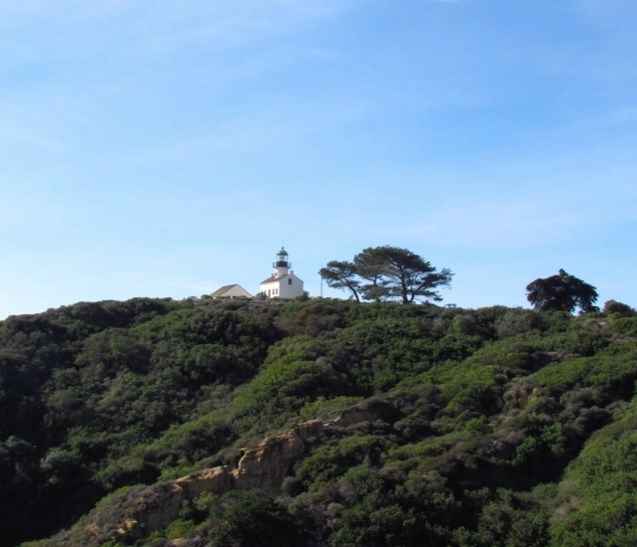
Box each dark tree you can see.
[526,269,599,314]
[602,300,635,317]
[353,247,393,302]
[320,246,453,304]
[319,261,361,302]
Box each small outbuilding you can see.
[210,284,253,299]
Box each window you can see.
[288,278,293,285]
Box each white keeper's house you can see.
[259,247,306,299]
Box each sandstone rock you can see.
[176,465,233,499]
[56,420,326,544]
[233,426,309,490]
[142,483,185,534]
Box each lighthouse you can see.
[274,247,291,277]
[259,247,306,299]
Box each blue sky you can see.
[1,0,636,318]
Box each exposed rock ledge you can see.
[67,420,325,545]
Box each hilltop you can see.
[1,296,636,546]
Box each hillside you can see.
[1,296,636,546]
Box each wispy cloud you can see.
[384,169,637,251]
[0,1,355,54]
[0,122,67,154]
[575,0,637,21]
[401,199,585,249]
[570,106,637,132]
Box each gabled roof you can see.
[260,274,290,285]
[210,284,252,298]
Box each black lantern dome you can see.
[274,247,290,269]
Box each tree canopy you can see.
[526,269,599,313]
[319,246,453,304]
[318,260,361,302]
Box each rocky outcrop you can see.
[55,411,402,545]
[233,419,323,491]
[61,420,325,545]
[175,465,234,499]
[73,482,187,544]
[51,395,522,545]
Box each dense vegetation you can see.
[1,295,636,546]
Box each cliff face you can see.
[231,421,319,490]
[175,466,233,500]
[58,420,325,545]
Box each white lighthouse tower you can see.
[259,247,306,299]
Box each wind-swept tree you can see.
[319,261,361,302]
[356,246,453,304]
[353,247,392,302]
[320,246,453,304]
[526,269,598,314]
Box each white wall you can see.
[260,273,305,299]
